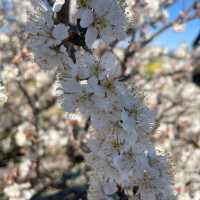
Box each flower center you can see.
[77,0,89,7]
[111,140,122,151]
[78,92,93,103]
[129,108,138,116]
[102,79,115,93]
[91,64,100,77]
[94,17,107,30]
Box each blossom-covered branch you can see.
[26,0,177,199]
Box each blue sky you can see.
[152,0,200,50]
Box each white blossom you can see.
[27,1,175,199]
[52,23,69,41]
[18,159,32,179]
[52,0,65,12]
[4,182,35,200]
[0,85,7,106]
[77,0,127,47]
[1,65,19,83]
[15,123,33,147]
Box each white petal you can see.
[121,111,136,133]
[79,9,94,28]
[100,52,121,78]
[137,107,156,133]
[52,0,65,12]
[61,95,77,112]
[76,52,95,68]
[105,1,125,26]
[85,26,98,48]
[103,181,117,195]
[90,0,112,16]
[52,23,69,40]
[87,77,104,97]
[38,0,51,11]
[112,154,124,170]
[91,115,109,130]
[141,190,156,200]
[87,139,100,153]
[44,11,54,28]
[91,96,112,112]
[100,25,115,44]
[62,79,82,94]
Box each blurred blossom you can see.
[1,65,19,83]
[18,159,32,179]
[175,43,188,58]
[35,70,51,88]
[0,85,7,106]
[4,182,35,200]
[39,129,68,149]
[15,123,34,147]
[0,33,10,44]
[172,22,185,32]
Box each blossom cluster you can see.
[27,0,175,199]
[0,4,83,200]
[128,43,200,200]
[0,52,72,200]
[0,65,19,107]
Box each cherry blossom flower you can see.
[52,23,69,41]
[77,0,127,47]
[52,0,65,13]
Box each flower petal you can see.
[79,9,94,28]
[90,0,111,16]
[52,0,65,13]
[52,23,69,41]
[100,52,121,78]
[85,26,98,48]
[103,181,117,195]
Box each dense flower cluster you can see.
[0,53,72,200]
[128,44,200,200]
[27,0,175,199]
[0,65,19,107]
[4,182,35,200]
